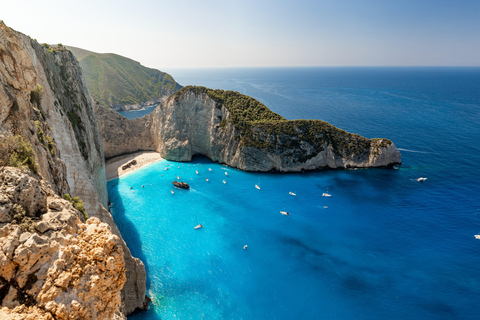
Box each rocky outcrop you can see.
[100,87,401,170]
[93,102,156,159]
[0,22,146,314]
[0,167,126,320]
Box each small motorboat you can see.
[164,167,169,171]
[255,185,260,190]
[322,193,331,197]
[223,180,226,184]
[196,170,199,174]
[475,235,480,240]
[194,214,202,229]
[417,177,427,182]
[209,168,213,172]
[172,181,190,189]
[289,191,296,196]
[225,172,228,176]
[171,190,174,195]
[206,178,209,182]
[280,201,290,215]
[243,245,248,250]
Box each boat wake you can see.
[397,148,437,154]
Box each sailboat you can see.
[280,201,290,216]
[194,214,203,229]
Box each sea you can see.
[108,67,480,320]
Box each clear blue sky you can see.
[2,0,479,69]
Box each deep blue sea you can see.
[108,67,480,320]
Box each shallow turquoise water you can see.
[109,67,480,319]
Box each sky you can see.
[2,0,480,69]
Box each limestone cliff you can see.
[93,102,156,159]
[0,22,146,315]
[0,167,126,320]
[100,86,401,170]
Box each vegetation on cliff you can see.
[0,134,38,173]
[64,193,88,221]
[172,86,392,159]
[67,46,182,108]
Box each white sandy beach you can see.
[105,151,163,181]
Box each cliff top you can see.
[172,86,393,158]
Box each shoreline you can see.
[105,151,163,181]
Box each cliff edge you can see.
[0,167,126,320]
[0,22,146,315]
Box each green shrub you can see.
[35,121,45,144]
[30,83,43,106]
[64,194,88,221]
[0,134,37,173]
[45,135,55,156]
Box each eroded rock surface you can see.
[0,167,126,319]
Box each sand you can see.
[105,151,163,181]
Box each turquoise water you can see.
[109,67,480,319]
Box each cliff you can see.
[0,22,146,315]
[67,46,182,111]
[93,102,156,159]
[101,86,401,170]
[0,167,126,319]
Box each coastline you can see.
[105,151,163,181]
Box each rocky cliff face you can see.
[0,167,126,320]
[93,102,156,159]
[101,87,401,171]
[0,22,146,315]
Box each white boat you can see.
[225,172,228,176]
[322,193,331,197]
[194,215,203,229]
[289,191,296,196]
[475,235,480,240]
[417,177,427,182]
[280,201,290,215]
[206,178,209,182]
[176,176,180,180]
[196,170,199,174]
[243,245,248,250]
[255,185,260,190]
[171,190,174,195]
[324,206,328,209]
[223,180,226,184]
[164,167,168,171]
[209,168,212,172]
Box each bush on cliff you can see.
[64,194,88,221]
[0,134,38,173]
